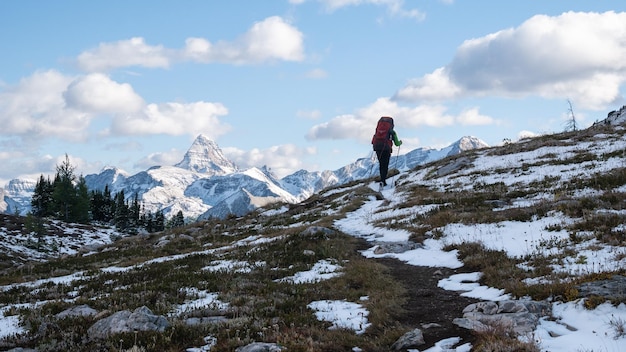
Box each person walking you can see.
[371,116,402,187]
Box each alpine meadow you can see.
[2,109,626,351]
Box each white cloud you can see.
[135,149,185,170]
[110,101,230,138]
[77,37,171,72]
[394,67,461,102]
[223,144,316,178]
[394,11,626,110]
[64,73,144,113]
[456,107,497,126]
[0,70,91,141]
[76,17,304,72]
[306,97,487,143]
[307,0,424,21]
[183,16,304,64]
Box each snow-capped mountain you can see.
[174,134,238,175]
[2,134,487,220]
[0,178,37,214]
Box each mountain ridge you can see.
[1,135,490,219]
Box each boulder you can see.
[391,328,425,350]
[55,304,98,319]
[87,306,170,339]
[453,300,550,335]
[235,342,283,352]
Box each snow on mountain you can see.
[174,134,237,175]
[0,178,37,215]
[2,135,489,220]
[83,166,129,191]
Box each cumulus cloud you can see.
[306,97,490,143]
[77,17,304,72]
[135,149,185,170]
[223,144,316,178]
[64,73,144,113]
[183,16,304,64]
[0,70,91,141]
[110,101,230,138]
[0,69,232,147]
[77,37,171,72]
[394,11,626,110]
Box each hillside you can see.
[1,123,626,351]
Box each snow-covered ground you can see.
[3,131,626,351]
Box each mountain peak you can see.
[447,136,489,156]
[175,135,238,175]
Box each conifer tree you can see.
[154,210,165,232]
[31,175,54,217]
[114,190,129,230]
[74,176,90,223]
[52,154,77,222]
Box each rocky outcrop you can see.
[453,300,550,335]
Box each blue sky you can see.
[1,0,625,185]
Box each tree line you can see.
[30,155,185,233]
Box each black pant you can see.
[376,149,391,182]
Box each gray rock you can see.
[436,156,471,177]
[373,241,422,254]
[235,342,283,352]
[87,306,170,339]
[577,275,626,300]
[454,300,550,335]
[55,304,98,319]
[391,328,425,350]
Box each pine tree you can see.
[52,154,77,222]
[154,210,165,232]
[31,175,54,217]
[114,190,129,230]
[74,176,90,223]
[129,193,141,228]
[170,210,185,228]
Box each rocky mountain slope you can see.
[1,118,626,351]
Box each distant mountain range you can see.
[1,135,489,220]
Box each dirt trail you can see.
[375,257,479,349]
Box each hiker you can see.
[371,116,402,186]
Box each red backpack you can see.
[371,116,394,152]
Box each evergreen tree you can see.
[114,190,129,230]
[90,189,106,222]
[154,210,165,232]
[129,193,141,228]
[52,154,77,222]
[103,185,114,222]
[31,175,53,217]
[168,210,185,228]
[74,176,90,223]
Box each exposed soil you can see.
[375,256,479,350]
